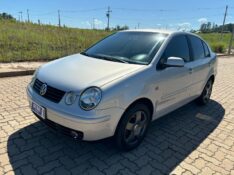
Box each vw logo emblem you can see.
[40,83,47,96]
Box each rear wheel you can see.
[196,79,213,105]
[115,104,151,151]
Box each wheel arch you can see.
[114,97,154,135]
[209,74,215,83]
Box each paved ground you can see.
[0,57,234,175]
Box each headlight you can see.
[79,87,102,110]
[65,92,77,105]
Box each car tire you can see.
[115,103,151,151]
[196,79,213,105]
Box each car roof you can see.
[120,29,175,35]
[120,29,204,41]
[120,29,200,37]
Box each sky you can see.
[0,0,234,30]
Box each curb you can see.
[217,54,234,57]
[0,69,35,78]
[0,54,233,78]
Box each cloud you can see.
[81,21,91,28]
[85,21,91,26]
[81,19,104,29]
[198,18,208,24]
[94,19,103,26]
[177,22,191,31]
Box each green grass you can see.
[0,20,112,62]
[0,20,232,62]
[198,33,232,53]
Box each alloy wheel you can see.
[124,111,148,145]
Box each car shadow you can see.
[7,100,225,175]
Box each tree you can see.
[0,13,15,20]
[199,21,234,33]
[112,25,129,31]
[200,23,207,32]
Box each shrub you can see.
[210,43,226,53]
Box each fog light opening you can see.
[70,130,79,139]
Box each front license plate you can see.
[32,101,46,119]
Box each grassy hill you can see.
[199,33,231,53]
[0,20,111,62]
[0,20,232,62]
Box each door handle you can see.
[189,68,193,74]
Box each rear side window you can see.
[202,41,210,57]
[161,35,190,62]
[188,35,205,60]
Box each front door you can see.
[155,35,192,117]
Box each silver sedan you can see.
[27,29,217,150]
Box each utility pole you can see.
[106,6,112,30]
[228,25,234,55]
[27,9,30,22]
[58,10,61,27]
[220,5,228,40]
[18,11,23,22]
[93,18,95,29]
[137,23,140,29]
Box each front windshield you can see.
[82,32,168,65]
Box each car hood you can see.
[37,54,145,92]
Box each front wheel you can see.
[115,104,151,151]
[196,79,213,105]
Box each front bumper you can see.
[27,85,124,141]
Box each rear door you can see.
[186,35,211,98]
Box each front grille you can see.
[33,79,65,103]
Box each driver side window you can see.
[160,35,190,66]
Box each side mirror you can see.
[164,57,185,68]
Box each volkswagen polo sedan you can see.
[27,29,217,150]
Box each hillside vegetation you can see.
[0,20,232,62]
[199,33,231,53]
[0,20,111,62]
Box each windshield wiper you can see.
[81,52,147,65]
[80,52,90,56]
[102,56,129,64]
[90,54,129,64]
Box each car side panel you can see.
[153,66,190,118]
[186,57,211,98]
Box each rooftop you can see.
[122,29,175,35]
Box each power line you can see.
[112,6,227,12]
[31,11,57,16]
[113,13,223,23]
[62,7,106,13]
[10,6,233,30]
